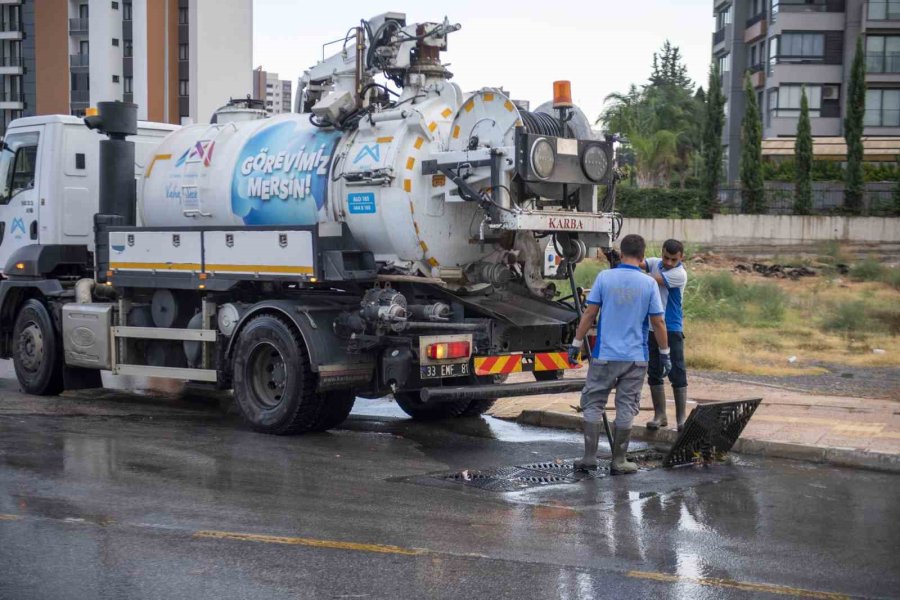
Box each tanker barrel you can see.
[85,101,138,225]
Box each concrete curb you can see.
[514,409,900,474]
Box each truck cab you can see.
[0,115,177,276]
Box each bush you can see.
[822,300,871,334]
[881,267,900,290]
[849,258,886,282]
[615,187,703,219]
[683,272,787,326]
[762,159,900,183]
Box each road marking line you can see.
[194,530,425,556]
[627,570,850,600]
[0,514,22,521]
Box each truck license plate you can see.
[421,362,470,379]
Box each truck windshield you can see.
[0,131,39,205]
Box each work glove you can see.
[659,349,672,379]
[603,248,621,268]
[567,341,584,365]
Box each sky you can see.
[252,0,714,123]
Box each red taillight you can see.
[426,341,471,360]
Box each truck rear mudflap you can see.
[420,378,585,403]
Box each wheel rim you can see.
[247,341,288,409]
[16,321,44,374]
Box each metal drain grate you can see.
[663,398,762,467]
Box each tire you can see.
[12,299,64,396]
[310,390,356,432]
[533,370,564,382]
[394,391,471,421]
[231,314,322,434]
[458,374,506,417]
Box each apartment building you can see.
[252,67,292,115]
[712,0,900,183]
[0,0,252,136]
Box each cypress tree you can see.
[700,64,725,217]
[740,73,765,214]
[794,86,813,215]
[844,36,866,215]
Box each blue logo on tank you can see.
[231,121,341,226]
[348,192,376,214]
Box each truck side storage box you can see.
[63,303,114,370]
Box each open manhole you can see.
[433,451,667,492]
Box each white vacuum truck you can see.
[0,13,622,434]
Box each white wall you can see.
[616,216,900,246]
[88,0,123,106]
[189,0,252,124]
[132,0,148,119]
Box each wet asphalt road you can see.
[0,364,898,600]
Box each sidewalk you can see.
[488,372,900,473]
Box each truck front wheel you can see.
[232,314,323,434]
[12,299,64,396]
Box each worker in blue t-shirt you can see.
[642,239,689,431]
[568,234,671,475]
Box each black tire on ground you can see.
[310,390,356,432]
[394,391,471,421]
[12,299,64,396]
[458,374,507,417]
[533,370,564,382]
[231,314,322,434]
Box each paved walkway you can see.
[489,371,900,472]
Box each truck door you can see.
[0,127,41,274]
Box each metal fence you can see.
[717,184,898,216]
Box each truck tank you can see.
[139,85,598,280]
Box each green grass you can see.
[683,272,787,326]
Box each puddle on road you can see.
[351,398,584,444]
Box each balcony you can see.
[70,53,89,69]
[69,18,88,35]
[747,64,766,88]
[867,52,900,74]
[0,21,22,40]
[744,13,767,43]
[0,55,22,74]
[713,28,726,46]
[0,91,24,109]
[868,1,900,20]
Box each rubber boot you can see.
[674,387,688,432]
[610,427,638,475]
[574,420,602,471]
[645,385,668,430]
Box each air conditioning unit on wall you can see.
[822,85,839,100]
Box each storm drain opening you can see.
[433,453,669,492]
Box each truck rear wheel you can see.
[232,314,322,434]
[394,391,471,421]
[12,299,64,396]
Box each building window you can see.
[865,89,900,127]
[124,39,132,58]
[112,75,119,83]
[179,79,189,96]
[777,33,824,60]
[178,43,188,61]
[866,36,900,73]
[716,53,731,75]
[178,7,188,24]
[748,40,766,70]
[79,4,89,19]
[869,0,900,20]
[715,4,733,30]
[769,85,822,119]
[123,2,132,20]
[112,38,119,47]
[111,1,118,9]
[124,76,132,94]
